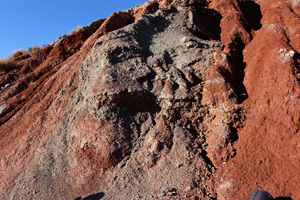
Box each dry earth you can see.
[0,0,299,199]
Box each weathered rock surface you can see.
[0,0,299,199]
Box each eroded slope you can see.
[0,0,299,199]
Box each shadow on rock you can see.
[274,197,293,200]
[74,192,105,200]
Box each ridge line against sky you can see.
[0,0,148,59]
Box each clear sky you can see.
[0,0,149,59]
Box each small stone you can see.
[159,193,166,197]
[181,36,188,43]
[184,186,191,192]
[186,41,194,48]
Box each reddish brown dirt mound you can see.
[0,0,299,199]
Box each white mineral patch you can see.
[219,181,232,189]
[206,77,226,84]
[0,104,7,115]
[279,48,295,63]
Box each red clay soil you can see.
[214,0,300,199]
[0,0,299,199]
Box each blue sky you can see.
[0,0,148,58]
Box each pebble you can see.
[159,193,166,197]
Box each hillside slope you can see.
[0,0,299,199]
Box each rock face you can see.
[0,0,299,199]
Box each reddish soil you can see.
[0,0,299,199]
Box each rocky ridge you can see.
[0,0,299,199]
